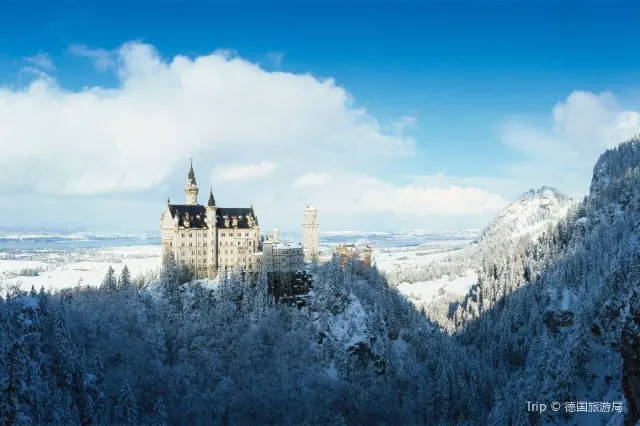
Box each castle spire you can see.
[207,186,216,207]
[185,160,199,205]
[188,159,196,185]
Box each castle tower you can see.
[302,203,319,262]
[205,187,218,278]
[185,160,199,205]
[273,226,280,244]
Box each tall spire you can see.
[185,160,199,205]
[207,186,216,207]
[188,159,196,185]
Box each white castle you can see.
[160,162,320,279]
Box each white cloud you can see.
[500,90,640,196]
[68,44,114,71]
[0,41,414,200]
[292,172,508,216]
[214,161,278,182]
[293,172,332,188]
[23,52,56,72]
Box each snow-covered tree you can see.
[114,379,138,426]
[100,266,118,294]
[119,265,132,292]
[159,249,181,312]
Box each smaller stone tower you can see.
[185,160,199,205]
[302,203,319,262]
[273,226,280,244]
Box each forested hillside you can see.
[0,254,495,425]
[3,137,640,425]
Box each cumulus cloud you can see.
[501,90,640,196]
[68,44,115,71]
[22,52,56,72]
[292,172,508,216]
[0,41,414,199]
[214,161,278,182]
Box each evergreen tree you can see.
[100,266,117,294]
[54,298,75,370]
[114,379,138,426]
[253,267,272,319]
[119,265,132,292]
[160,249,181,312]
[150,397,168,426]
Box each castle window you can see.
[221,233,225,237]
[189,233,192,237]
[189,242,192,246]
[204,232,207,237]
[182,260,185,264]
[237,233,241,237]
[182,233,185,237]
[181,242,185,247]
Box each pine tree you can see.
[100,266,117,294]
[253,267,272,319]
[160,249,181,312]
[150,397,168,426]
[114,379,138,426]
[119,265,132,292]
[54,298,75,370]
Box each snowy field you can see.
[397,271,476,304]
[0,245,161,292]
[372,240,477,305]
[0,229,478,304]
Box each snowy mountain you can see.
[476,185,574,245]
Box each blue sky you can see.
[1,1,639,232]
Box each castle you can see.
[160,162,319,279]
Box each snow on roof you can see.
[272,242,303,249]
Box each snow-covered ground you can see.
[0,230,478,304]
[373,240,469,270]
[372,240,476,305]
[397,270,476,304]
[0,245,161,292]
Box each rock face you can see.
[622,292,640,426]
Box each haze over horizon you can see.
[2,2,640,231]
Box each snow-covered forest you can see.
[3,137,640,425]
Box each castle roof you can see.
[167,203,258,230]
[216,207,258,229]
[168,204,208,228]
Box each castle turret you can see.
[273,226,280,244]
[302,203,319,262]
[185,160,199,205]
